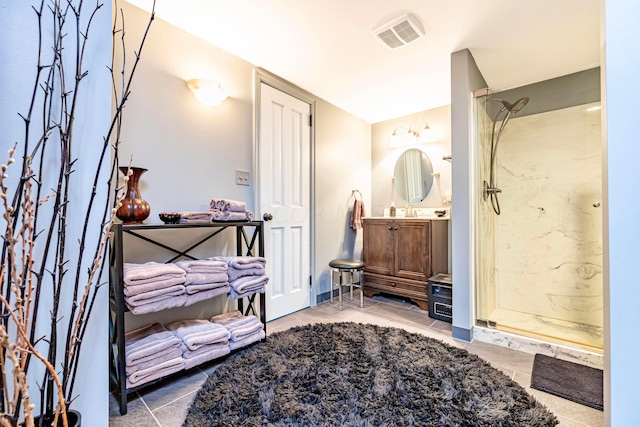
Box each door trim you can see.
[253,68,317,307]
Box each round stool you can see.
[329,258,365,310]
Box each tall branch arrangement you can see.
[0,1,155,426]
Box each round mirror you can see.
[393,149,434,204]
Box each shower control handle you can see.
[593,202,601,208]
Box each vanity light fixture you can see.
[390,126,420,147]
[187,79,228,106]
[418,122,438,143]
[390,122,437,146]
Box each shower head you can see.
[489,97,530,114]
[510,97,529,114]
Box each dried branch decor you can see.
[0,1,155,426]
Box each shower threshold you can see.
[486,307,604,353]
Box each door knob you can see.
[593,202,601,208]
[263,213,273,221]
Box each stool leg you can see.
[330,279,334,305]
[359,270,364,308]
[350,278,354,301]
[338,277,343,310]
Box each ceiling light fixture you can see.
[187,79,228,106]
[373,13,424,50]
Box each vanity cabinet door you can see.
[363,219,395,276]
[394,220,431,281]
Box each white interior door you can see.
[259,82,311,321]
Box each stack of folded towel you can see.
[123,262,187,314]
[209,198,253,222]
[177,211,214,224]
[124,323,185,388]
[210,256,269,299]
[176,260,230,306]
[210,311,265,350]
[166,319,231,370]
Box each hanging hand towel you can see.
[350,199,366,230]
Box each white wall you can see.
[0,2,112,425]
[314,100,371,299]
[602,0,640,424]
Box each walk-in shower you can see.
[482,97,529,215]
[474,90,603,353]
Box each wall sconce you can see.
[390,122,437,146]
[186,79,228,106]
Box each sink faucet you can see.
[405,205,416,217]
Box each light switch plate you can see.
[236,169,250,186]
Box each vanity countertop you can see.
[372,207,450,220]
[365,216,449,221]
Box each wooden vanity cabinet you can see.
[362,218,448,311]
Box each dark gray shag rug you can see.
[183,322,558,426]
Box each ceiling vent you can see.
[374,13,424,50]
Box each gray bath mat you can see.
[531,353,603,411]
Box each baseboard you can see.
[317,290,339,304]
[452,325,473,343]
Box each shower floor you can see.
[487,307,604,353]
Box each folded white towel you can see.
[210,313,264,341]
[228,320,264,342]
[175,260,228,274]
[124,323,182,367]
[123,262,186,285]
[181,341,229,359]
[125,284,186,306]
[229,275,269,298]
[211,211,251,222]
[229,329,265,351]
[166,319,230,351]
[185,282,229,295]
[226,266,265,282]
[184,272,229,286]
[126,356,185,389]
[178,211,214,224]
[210,310,243,323]
[123,276,186,296]
[183,345,231,370]
[126,295,187,315]
[211,256,267,269]
[125,346,183,375]
[210,198,247,212]
[184,286,230,306]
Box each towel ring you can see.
[351,189,362,200]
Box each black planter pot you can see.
[21,410,81,427]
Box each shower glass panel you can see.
[475,95,604,352]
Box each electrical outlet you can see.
[236,169,250,186]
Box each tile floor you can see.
[109,295,604,426]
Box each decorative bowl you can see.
[159,212,180,224]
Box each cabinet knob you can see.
[394,226,398,230]
[263,213,273,221]
[391,282,396,287]
[388,226,393,230]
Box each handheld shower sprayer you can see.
[483,96,529,215]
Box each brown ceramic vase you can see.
[116,167,151,223]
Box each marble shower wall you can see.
[494,102,603,328]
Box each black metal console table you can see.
[108,221,265,415]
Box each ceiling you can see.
[125,0,600,124]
